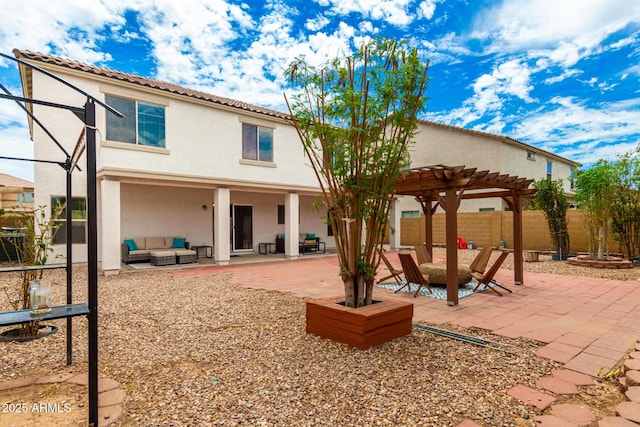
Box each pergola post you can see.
[420,195,434,259]
[512,192,524,285]
[444,188,459,306]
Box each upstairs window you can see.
[547,161,553,179]
[242,124,273,162]
[106,95,166,148]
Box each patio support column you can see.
[100,178,121,275]
[444,188,459,306]
[285,193,299,259]
[512,192,524,285]
[214,188,230,265]
[389,198,401,250]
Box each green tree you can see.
[532,178,570,257]
[610,145,640,259]
[575,160,616,259]
[285,38,429,307]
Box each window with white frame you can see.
[51,196,87,244]
[242,123,273,162]
[17,191,33,203]
[546,160,553,179]
[105,95,166,148]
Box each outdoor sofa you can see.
[121,236,196,265]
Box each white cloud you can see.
[511,96,640,165]
[417,0,438,20]
[0,0,125,65]
[312,0,417,26]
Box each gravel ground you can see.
[0,252,636,426]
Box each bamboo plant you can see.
[284,38,429,307]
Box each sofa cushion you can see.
[133,238,146,250]
[171,237,187,248]
[129,249,150,256]
[124,239,138,251]
[146,237,166,249]
[173,249,196,256]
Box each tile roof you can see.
[0,173,33,188]
[13,49,288,120]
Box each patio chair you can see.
[397,252,432,297]
[415,244,432,265]
[471,250,512,296]
[468,246,493,275]
[377,249,404,289]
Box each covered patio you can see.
[393,165,536,305]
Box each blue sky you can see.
[0,0,639,181]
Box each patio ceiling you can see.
[394,164,537,199]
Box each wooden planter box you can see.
[306,297,414,350]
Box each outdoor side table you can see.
[191,245,213,259]
[259,242,276,255]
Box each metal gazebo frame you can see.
[0,51,122,426]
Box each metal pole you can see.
[66,167,73,365]
[85,100,99,426]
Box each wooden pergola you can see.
[394,165,537,305]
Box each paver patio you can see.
[172,251,640,376]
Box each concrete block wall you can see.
[401,210,625,253]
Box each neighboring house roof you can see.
[0,173,33,189]
[13,49,578,167]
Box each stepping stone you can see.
[99,388,126,407]
[508,384,556,410]
[552,403,595,425]
[537,376,579,395]
[36,373,75,384]
[623,358,640,373]
[98,404,123,427]
[628,351,640,359]
[552,369,594,386]
[625,386,640,402]
[616,401,640,424]
[457,420,481,427]
[626,370,640,387]
[0,376,37,391]
[599,416,640,426]
[533,415,577,426]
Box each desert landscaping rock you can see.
[0,252,636,425]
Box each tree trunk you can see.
[597,225,606,260]
[343,275,356,307]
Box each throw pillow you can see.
[306,233,316,240]
[172,237,187,248]
[124,239,138,251]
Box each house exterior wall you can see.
[19,52,576,272]
[398,121,577,215]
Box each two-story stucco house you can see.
[14,49,334,275]
[12,49,577,275]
